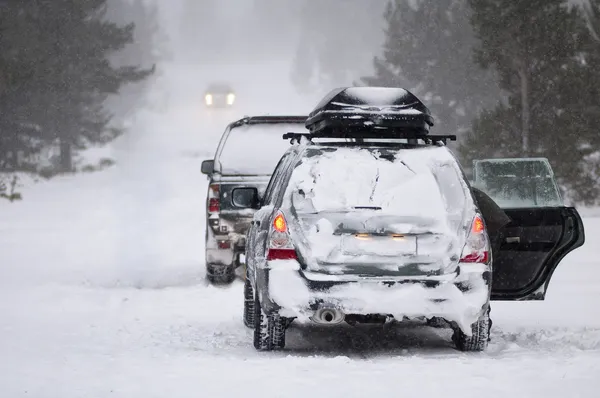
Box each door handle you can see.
[505,236,520,243]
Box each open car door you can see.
[472,158,585,301]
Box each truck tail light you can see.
[208,184,220,214]
[217,239,231,250]
[209,198,220,213]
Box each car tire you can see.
[206,264,235,285]
[253,293,287,351]
[243,277,254,328]
[452,308,490,352]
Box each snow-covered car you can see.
[200,115,307,284]
[233,87,585,352]
[204,82,236,108]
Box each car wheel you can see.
[452,308,490,352]
[206,264,235,285]
[243,277,254,328]
[253,293,287,351]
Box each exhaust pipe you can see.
[311,307,345,325]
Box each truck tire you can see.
[452,309,490,352]
[206,263,235,285]
[253,294,287,351]
[243,278,254,328]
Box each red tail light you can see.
[460,214,490,264]
[208,198,220,213]
[207,184,220,213]
[266,211,298,261]
[267,248,297,260]
[460,251,489,264]
[217,239,231,249]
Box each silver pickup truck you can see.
[201,115,308,284]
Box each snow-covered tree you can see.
[105,0,166,124]
[362,0,501,137]
[460,0,600,203]
[0,0,152,173]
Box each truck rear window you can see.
[219,124,305,175]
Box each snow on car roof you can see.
[338,86,421,106]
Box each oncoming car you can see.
[233,87,585,352]
[204,82,235,108]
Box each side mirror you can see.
[201,159,214,175]
[232,187,260,209]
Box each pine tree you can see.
[461,0,600,203]
[2,0,152,174]
[362,0,501,137]
[105,0,166,124]
[18,0,152,172]
[467,0,582,154]
[0,1,45,170]
[107,0,166,68]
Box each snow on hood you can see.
[283,145,475,274]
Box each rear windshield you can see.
[218,123,306,175]
[285,146,467,220]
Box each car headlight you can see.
[226,93,235,105]
[205,93,213,106]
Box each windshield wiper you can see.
[352,206,382,210]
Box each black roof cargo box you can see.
[305,87,434,137]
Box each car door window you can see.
[473,157,585,301]
[262,153,290,206]
[472,158,563,208]
[271,153,300,208]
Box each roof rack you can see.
[229,115,308,128]
[282,132,456,145]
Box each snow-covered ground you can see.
[1,61,600,397]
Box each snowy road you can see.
[2,85,600,397]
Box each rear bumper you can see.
[205,221,246,267]
[256,260,491,334]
